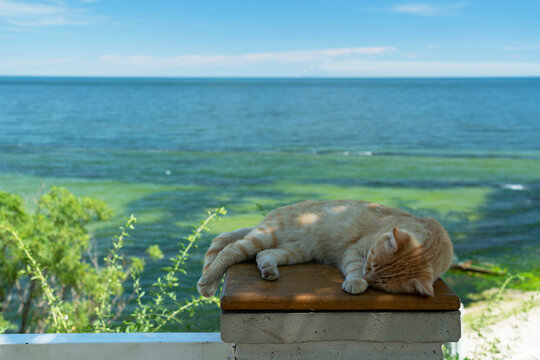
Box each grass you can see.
[445,275,539,360]
[463,289,539,331]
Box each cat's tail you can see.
[202,227,254,275]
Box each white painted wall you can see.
[0,332,234,360]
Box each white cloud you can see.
[4,57,540,77]
[501,45,540,51]
[92,50,540,77]
[99,47,397,68]
[315,60,540,77]
[391,2,466,16]
[0,0,92,26]
[5,48,540,77]
[239,47,397,63]
[0,57,72,66]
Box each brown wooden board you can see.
[220,262,460,311]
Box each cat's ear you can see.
[386,227,410,252]
[411,278,434,297]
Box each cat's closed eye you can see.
[364,262,372,273]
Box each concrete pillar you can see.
[222,311,460,360]
[220,262,462,360]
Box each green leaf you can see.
[146,245,164,261]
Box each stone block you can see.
[221,311,461,344]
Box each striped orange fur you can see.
[197,200,453,297]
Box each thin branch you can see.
[19,280,35,333]
[0,225,69,333]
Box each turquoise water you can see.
[1,77,539,329]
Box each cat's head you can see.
[362,227,435,296]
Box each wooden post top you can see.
[220,262,460,311]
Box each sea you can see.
[1,77,539,330]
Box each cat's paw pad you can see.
[260,265,279,281]
[197,276,219,297]
[342,278,368,294]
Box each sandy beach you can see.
[458,291,540,360]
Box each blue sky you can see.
[1,0,540,76]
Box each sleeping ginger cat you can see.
[197,200,453,297]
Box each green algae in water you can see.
[1,152,539,331]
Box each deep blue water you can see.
[1,77,539,154]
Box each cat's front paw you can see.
[342,278,368,294]
[197,276,219,297]
[260,265,279,281]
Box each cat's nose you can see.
[364,272,371,280]
[363,264,372,277]
[363,269,373,282]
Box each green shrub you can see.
[0,187,224,333]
